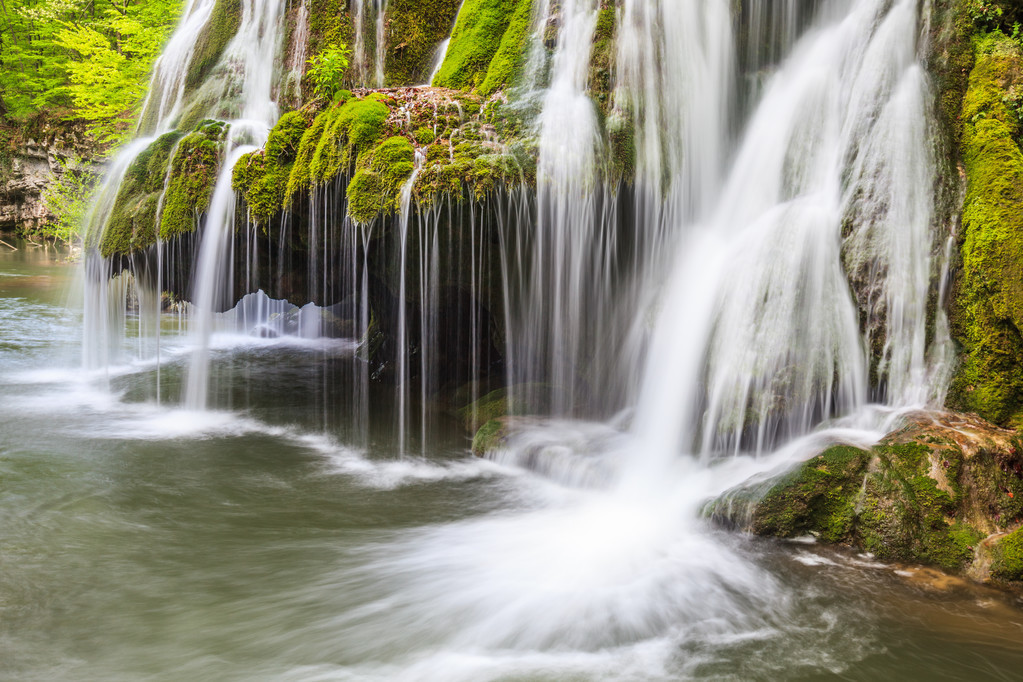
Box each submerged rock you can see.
[710,411,1023,587]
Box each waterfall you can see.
[630,0,948,468]
[82,0,949,452]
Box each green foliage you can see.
[1,0,181,140]
[306,45,352,101]
[35,155,93,245]
[432,0,525,90]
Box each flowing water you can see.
[3,243,1023,679]
[15,0,1023,677]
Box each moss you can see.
[432,0,525,90]
[100,130,184,256]
[233,111,310,225]
[992,527,1023,581]
[345,170,386,224]
[286,97,390,201]
[587,7,617,111]
[947,32,1023,426]
[343,135,414,223]
[186,0,242,92]
[159,120,227,241]
[749,446,870,543]
[384,0,462,86]
[414,127,436,145]
[477,0,534,95]
[265,111,309,163]
[471,418,508,456]
[606,108,635,184]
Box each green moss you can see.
[414,127,436,145]
[186,0,242,92]
[750,446,870,543]
[343,135,414,223]
[100,131,184,256]
[265,111,309,163]
[471,418,508,456]
[384,0,462,86]
[345,170,386,224]
[286,97,390,201]
[159,121,227,241]
[432,0,524,90]
[992,527,1023,581]
[947,32,1023,426]
[100,121,226,256]
[477,0,533,95]
[587,7,617,111]
[233,111,310,225]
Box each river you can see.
[2,241,1022,680]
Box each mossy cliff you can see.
[99,120,227,257]
[946,30,1023,426]
[709,413,1023,585]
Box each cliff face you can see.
[0,121,99,233]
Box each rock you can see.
[710,411,1023,587]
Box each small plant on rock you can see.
[307,45,352,102]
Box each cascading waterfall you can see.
[632,0,949,469]
[351,0,389,88]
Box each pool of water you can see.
[1,242,1022,681]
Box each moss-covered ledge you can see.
[708,412,1023,587]
[100,120,228,257]
[232,88,537,227]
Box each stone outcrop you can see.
[0,121,100,233]
[708,412,1023,588]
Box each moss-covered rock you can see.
[159,120,228,242]
[992,527,1023,581]
[432,0,531,91]
[345,135,415,223]
[99,130,183,256]
[476,0,534,96]
[712,413,1023,579]
[286,95,389,200]
[233,111,310,225]
[947,31,1023,426]
[384,0,462,86]
[745,445,870,543]
[100,120,227,257]
[471,417,509,456]
[186,0,243,92]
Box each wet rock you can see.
[710,411,1023,587]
